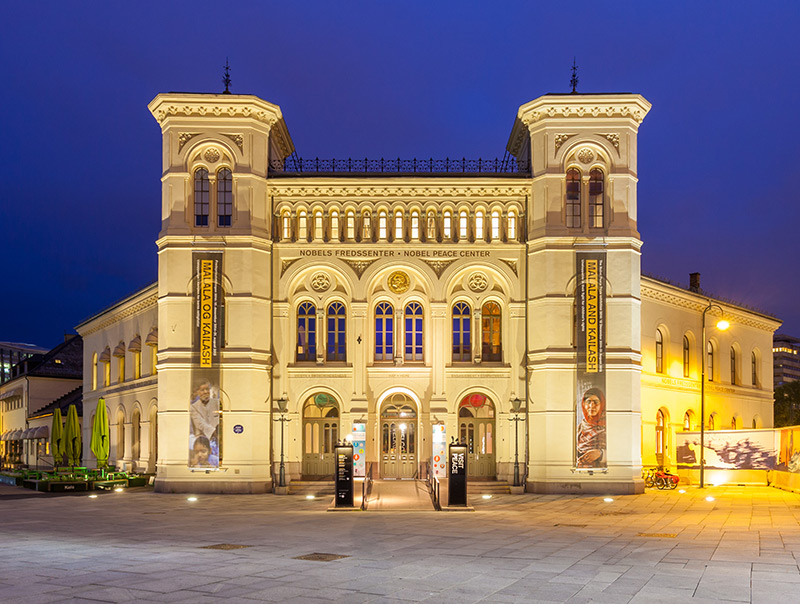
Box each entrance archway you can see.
[380,393,417,479]
[458,393,495,477]
[302,393,339,478]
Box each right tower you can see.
[508,93,651,494]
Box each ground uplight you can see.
[705,496,715,502]
[114,487,124,493]
[187,496,198,502]
[603,497,614,503]
[482,495,492,500]
[305,495,315,500]
[88,494,98,499]
[678,489,686,494]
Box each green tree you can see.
[774,381,800,427]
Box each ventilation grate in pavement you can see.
[637,533,677,538]
[293,552,350,562]
[201,544,253,550]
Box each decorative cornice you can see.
[148,94,284,129]
[518,95,651,128]
[80,294,158,336]
[522,104,648,126]
[152,104,278,127]
[268,184,530,199]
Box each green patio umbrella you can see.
[90,398,110,475]
[50,408,65,469]
[64,404,82,468]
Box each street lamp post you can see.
[276,396,289,488]
[509,396,524,487]
[700,302,729,489]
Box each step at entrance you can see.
[364,479,435,511]
[468,480,511,495]
[288,480,334,497]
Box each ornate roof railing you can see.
[269,156,530,176]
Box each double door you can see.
[381,420,417,478]
[303,419,338,477]
[459,418,495,477]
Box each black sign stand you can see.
[334,443,354,508]
[448,440,468,507]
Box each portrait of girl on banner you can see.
[576,386,606,468]
[189,378,220,468]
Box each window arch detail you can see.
[404,302,423,361]
[326,302,346,362]
[297,302,316,362]
[375,302,394,361]
[452,302,471,362]
[481,301,501,362]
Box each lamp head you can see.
[276,397,288,413]
[716,319,730,331]
[510,397,523,413]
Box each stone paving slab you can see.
[1,484,800,602]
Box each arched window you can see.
[566,168,581,228]
[730,346,738,385]
[475,210,484,240]
[683,411,692,431]
[751,351,758,387]
[731,416,738,430]
[326,302,346,362]
[683,335,690,378]
[490,211,500,241]
[217,168,232,227]
[459,210,468,240]
[378,211,388,240]
[589,168,604,228]
[708,414,715,430]
[452,302,471,362]
[297,302,316,362]
[375,302,394,361]
[394,211,403,241]
[507,210,517,241]
[362,212,372,240]
[404,302,423,361]
[346,211,355,240]
[655,329,664,374]
[656,409,665,458]
[481,302,501,362]
[330,210,339,241]
[298,210,308,240]
[443,211,452,239]
[707,341,715,382]
[194,168,210,227]
[282,212,291,240]
[410,211,419,240]
[426,211,436,240]
[314,211,324,240]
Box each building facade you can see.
[72,90,780,495]
[774,334,800,386]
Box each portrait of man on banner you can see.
[189,378,220,468]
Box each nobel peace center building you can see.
[74,90,779,495]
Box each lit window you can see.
[330,211,339,241]
[395,211,403,241]
[683,335,690,378]
[655,329,664,374]
[452,302,471,362]
[217,168,232,227]
[730,347,737,385]
[481,302,501,362]
[507,211,517,241]
[404,302,423,361]
[656,410,665,457]
[282,212,291,240]
[708,414,715,430]
[589,168,604,228]
[326,302,346,362]
[683,411,691,431]
[566,168,581,228]
[297,302,317,362]
[298,210,308,240]
[475,211,484,240]
[362,212,372,240]
[346,211,355,240]
[314,211,323,240]
[707,342,714,381]
[751,351,758,387]
[411,211,419,240]
[194,168,210,227]
[375,302,394,361]
[490,211,500,241]
[443,211,452,239]
[104,360,110,387]
[379,211,388,240]
[91,352,98,391]
[133,351,141,380]
[459,211,468,240]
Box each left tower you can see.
[148,93,294,492]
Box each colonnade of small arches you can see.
[91,328,158,390]
[275,203,523,244]
[94,400,158,473]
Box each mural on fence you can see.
[675,430,777,470]
[777,427,800,473]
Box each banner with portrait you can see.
[575,251,607,469]
[189,251,223,469]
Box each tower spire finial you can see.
[570,57,579,94]
[222,58,232,94]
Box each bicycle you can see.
[641,467,656,488]
[654,467,679,490]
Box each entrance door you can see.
[380,395,417,479]
[302,394,339,478]
[458,394,495,477]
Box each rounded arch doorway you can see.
[380,393,418,479]
[458,393,496,477]
[302,393,340,478]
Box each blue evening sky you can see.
[1,1,798,348]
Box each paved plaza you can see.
[2,483,800,603]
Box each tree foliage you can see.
[774,381,800,427]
